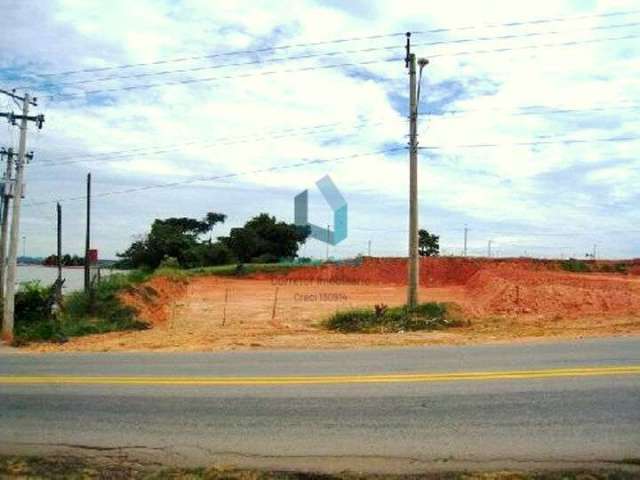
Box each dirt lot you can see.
[28,257,640,352]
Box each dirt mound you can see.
[119,276,189,325]
[252,257,640,319]
[465,266,640,317]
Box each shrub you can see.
[560,258,591,273]
[13,271,150,345]
[324,302,463,333]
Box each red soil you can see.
[119,276,189,325]
[32,257,640,352]
[251,257,640,318]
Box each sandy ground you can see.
[28,274,640,353]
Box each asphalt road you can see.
[1,336,639,473]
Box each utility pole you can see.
[488,240,493,258]
[0,148,32,302]
[463,225,468,257]
[0,148,14,301]
[84,173,91,293]
[56,202,62,301]
[405,33,429,310]
[368,240,372,257]
[1,89,44,342]
[593,244,597,261]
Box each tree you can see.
[220,213,310,263]
[116,211,227,269]
[418,229,439,257]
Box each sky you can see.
[0,0,639,260]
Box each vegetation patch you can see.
[560,258,592,273]
[13,272,150,346]
[324,302,464,333]
[0,455,637,480]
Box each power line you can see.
[47,32,639,101]
[47,58,401,100]
[30,20,640,90]
[27,8,640,80]
[33,118,397,168]
[422,102,640,117]
[412,8,640,35]
[422,32,639,60]
[31,33,407,79]
[419,134,640,150]
[23,147,404,207]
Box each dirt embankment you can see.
[30,257,640,352]
[118,276,189,325]
[251,257,640,319]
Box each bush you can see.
[560,258,591,273]
[15,281,51,324]
[13,271,150,345]
[324,302,463,333]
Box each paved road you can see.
[1,336,639,473]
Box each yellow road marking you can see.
[0,365,639,386]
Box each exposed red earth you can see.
[29,257,640,352]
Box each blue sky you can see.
[1,0,639,260]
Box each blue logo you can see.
[294,175,347,246]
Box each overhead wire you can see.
[26,8,640,80]
[30,20,640,90]
[33,117,400,168]
[45,32,639,101]
[23,147,404,207]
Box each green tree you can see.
[418,229,439,257]
[117,211,226,269]
[220,213,310,263]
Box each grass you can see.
[13,271,151,346]
[186,262,309,277]
[324,302,464,334]
[0,455,637,480]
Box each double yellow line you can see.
[1,365,639,386]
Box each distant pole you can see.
[56,202,62,296]
[488,240,492,258]
[0,147,14,301]
[368,240,372,257]
[463,225,468,257]
[84,173,91,293]
[593,244,597,261]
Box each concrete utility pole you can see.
[463,225,468,257]
[488,240,493,258]
[84,173,91,293]
[1,90,44,342]
[0,148,14,301]
[405,33,428,310]
[592,244,597,261]
[0,148,32,302]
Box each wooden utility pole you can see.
[56,202,62,300]
[84,173,91,293]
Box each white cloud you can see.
[2,0,639,259]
